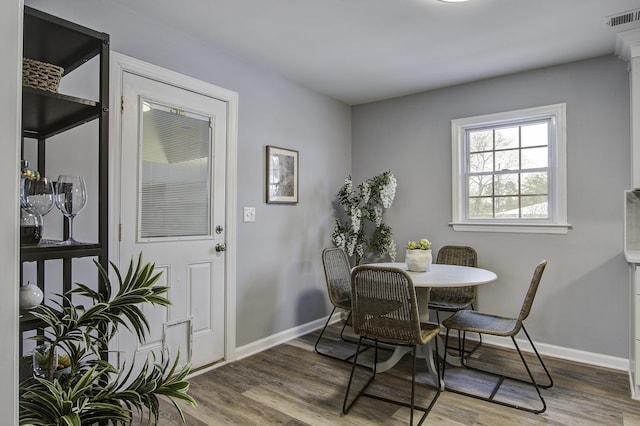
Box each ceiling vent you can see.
[605,9,640,30]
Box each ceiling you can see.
[38,0,640,105]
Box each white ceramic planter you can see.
[20,281,43,310]
[405,249,432,272]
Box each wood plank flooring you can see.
[149,322,640,425]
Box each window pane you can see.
[495,149,519,172]
[140,101,212,239]
[521,195,548,218]
[495,173,519,196]
[495,127,518,149]
[469,152,493,173]
[468,197,493,218]
[469,129,493,153]
[468,175,493,197]
[495,196,520,217]
[521,172,548,195]
[521,147,548,169]
[521,122,548,147]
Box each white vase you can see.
[405,249,432,272]
[20,281,43,310]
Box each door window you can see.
[139,100,213,239]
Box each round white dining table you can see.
[366,262,498,387]
[376,263,498,288]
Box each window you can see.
[451,104,569,234]
[139,100,213,239]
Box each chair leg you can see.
[343,337,377,414]
[433,332,442,392]
[339,311,352,341]
[314,306,336,354]
[460,330,482,357]
[315,308,370,363]
[442,309,482,357]
[520,325,553,389]
[410,346,416,425]
[405,343,441,425]
[464,304,483,356]
[442,328,451,379]
[442,326,553,414]
[343,338,441,424]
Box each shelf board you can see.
[24,6,108,74]
[21,240,103,262]
[19,310,46,331]
[22,86,100,139]
[19,307,63,332]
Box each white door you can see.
[118,71,227,371]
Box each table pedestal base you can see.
[374,335,464,389]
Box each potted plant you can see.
[331,171,397,265]
[405,238,432,271]
[19,254,196,425]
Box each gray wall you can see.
[24,0,352,347]
[352,55,631,357]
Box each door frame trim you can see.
[109,52,238,364]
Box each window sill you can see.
[449,222,571,234]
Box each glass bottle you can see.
[20,206,42,245]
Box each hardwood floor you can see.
[151,322,640,425]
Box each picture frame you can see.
[266,145,299,204]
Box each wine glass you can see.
[23,176,55,217]
[54,175,87,245]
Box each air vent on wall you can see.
[605,9,640,29]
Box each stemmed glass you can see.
[22,176,55,216]
[54,175,87,245]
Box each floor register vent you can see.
[605,9,640,29]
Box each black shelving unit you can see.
[19,6,110,377]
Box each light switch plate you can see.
[243,207,256,223]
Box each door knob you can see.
[215,243,227,252]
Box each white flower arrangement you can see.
[332,171,397,265]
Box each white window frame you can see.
[451,103,570,234]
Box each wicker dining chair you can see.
[441,260,553,414]
[428,245,481,355]
[315,247,363,362]
[343,265,441,425]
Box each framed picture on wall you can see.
[266,145,299,204]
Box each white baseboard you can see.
[187,315,336,380]
[461,334,629,372]
[235,313,343,361]
[234,316,629,373]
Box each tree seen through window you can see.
[466,121,549,219]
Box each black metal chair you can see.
[343,265,441,425]
[428,245,481,356]
[442,260,553,414]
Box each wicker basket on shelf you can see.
[22,58,64,92]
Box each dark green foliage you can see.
[19,254,196,425]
